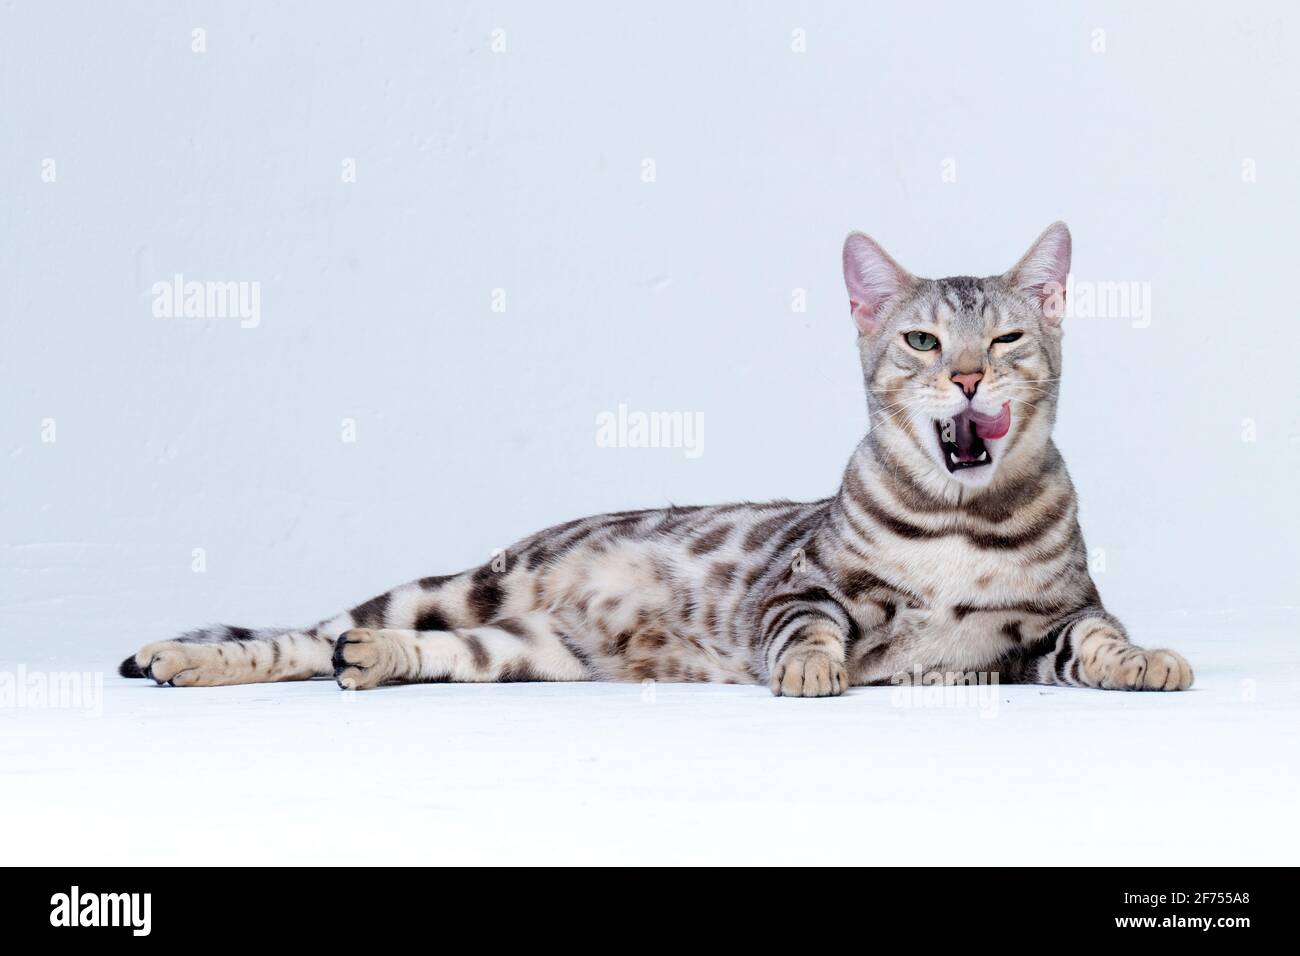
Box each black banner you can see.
[2,866,1286,943]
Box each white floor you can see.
[3,608,1297,866]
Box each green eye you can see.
[992,331,1023,345]
[905,330,939,351]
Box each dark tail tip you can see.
[119,655,146,678]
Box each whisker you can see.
[872,395,923,414]
[1007,385,1052,396]
[867,398,928,433]
[870,403,918,422]
[871,393,927,413]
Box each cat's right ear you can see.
[1007,221,1072,324]
[842,232,915,335]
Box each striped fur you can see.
[121,223,1192,696]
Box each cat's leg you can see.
[332,612,591,689]
[759,590,852,697]
[121,626,337,687]
[1016,610,1193,691]
[120,572,426,685]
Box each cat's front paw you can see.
[333,629,408,690]
[1083,643,1194,691]
[770,649,848,698]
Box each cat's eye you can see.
[992,331,1023,345]
[904,330,939,351]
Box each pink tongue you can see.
[969,402,1011,441]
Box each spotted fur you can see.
[121,223,1192,696]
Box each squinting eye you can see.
[992,331,1023,345]
[905,330,939,351]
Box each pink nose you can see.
[951,371,983,397]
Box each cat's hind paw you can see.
[333,629,408,690]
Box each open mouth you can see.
[934,402,1011,473]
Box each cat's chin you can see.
[943,446,1001,489]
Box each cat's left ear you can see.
[1007,221,1071,324]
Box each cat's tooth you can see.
[949,452,960,464]
[977,451,988,462]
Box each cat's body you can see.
[121,223,1193,695]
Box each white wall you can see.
[3,1,1297,647]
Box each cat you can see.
[120,223,1193,696]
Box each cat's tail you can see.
[117,624,306,678]
[119,656,146,677]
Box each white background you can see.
[2,1,1297,865]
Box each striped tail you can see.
[118,624,314,682]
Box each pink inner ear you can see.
[851,302,878,335]
[843,233,911,334]
[1011,223,1072,321]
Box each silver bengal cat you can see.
[121,223,1193,696]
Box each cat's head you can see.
[841,223,1070,495]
